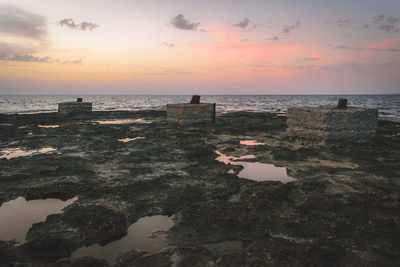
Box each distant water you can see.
[0,95,399,121]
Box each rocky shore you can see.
[0,110,399,266]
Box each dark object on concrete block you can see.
[212,103,216,123]
[77,98,83,103]
[337,98,348,109]
[190,95,201,104]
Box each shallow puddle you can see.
[72,215,174,263]
[117,137,145,142]
[240,140,266,146]
[215,151,295,183]
[93,118,151,125]
[0,147,57,159]
[0,196,77,243]
[38,125,59,128]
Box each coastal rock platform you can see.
[0,110,399,266]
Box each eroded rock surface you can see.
[0,110,399,266]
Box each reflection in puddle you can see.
[0,196,77,243]
[240,140,265,146]
[93,118,151,125]
[215,151,255,164]
[72,215,174,263]
[118,137,145,143]
[215,151,295,183]
[38,125,59,128]
[0,147,57,159]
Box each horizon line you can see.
[1,93,400,96]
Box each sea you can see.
[0,95,399,121]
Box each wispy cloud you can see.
[282,21,301,34]
[379,24,399,33]
[373,15,386,23]
[372,14,400,33]
[162,42,175,48]
[266,36,280,41]
[233,18,250,29]
[334,45,399,52]
[0,54,86,65]
[68,58,83,65]
[0,54,51,63]
[170,14,199,30]
[336,19,352,27]
[146,70,193,76]
[60,18,99,31]
[387,16,400,24]
[301,57,319,61]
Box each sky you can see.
[0,0,400,95]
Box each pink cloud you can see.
[366,38,400,50]
[185,24,302,61]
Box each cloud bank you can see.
[0,4,47,40]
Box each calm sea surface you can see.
[1,95,399,121]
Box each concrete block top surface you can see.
[59,101,92,105]
[166,103,215,107]
[288,105,377,113]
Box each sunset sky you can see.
[1,0,400,94]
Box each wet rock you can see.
[114,247,216,267]
[113,250,147,267]
[19,236,77,261]
[0,241,18,265]
[60,205,128,245]
[54,256,109,267]
[21,205,128,261]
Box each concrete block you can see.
[286,106,378,147]
[166,103,216,126]
[58,102,92,115]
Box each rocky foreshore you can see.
[0,110,399,266]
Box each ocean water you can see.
[0,95,399,120]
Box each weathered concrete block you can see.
[166,103,216,126]
[286,106,378,147]
[58,102,92,115]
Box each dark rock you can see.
[54,256,109,267]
